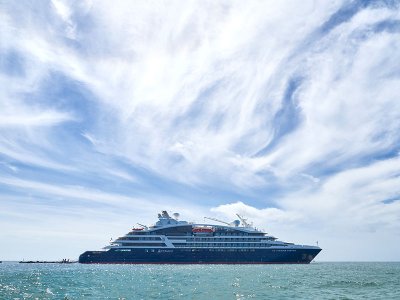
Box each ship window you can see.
[120,243,166,247]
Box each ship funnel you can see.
[173,212,180,220]
[161,211,171,218]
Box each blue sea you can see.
[1,262,399,299]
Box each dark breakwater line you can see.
[19,259,77,264]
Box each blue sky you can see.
[1,0,400,261]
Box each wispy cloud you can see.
[1,0,400,260]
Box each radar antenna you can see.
[204,216,231,226]
[236,214,252,228]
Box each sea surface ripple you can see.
[0,262,399,299]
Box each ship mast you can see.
[137,223,148,230]
[236,214,252,228]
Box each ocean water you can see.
[0,262,399,299]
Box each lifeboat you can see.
[192,227,214,233]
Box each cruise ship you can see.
[79,211,321,264]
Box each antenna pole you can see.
[204,216,231,226]
[236,214,251,227]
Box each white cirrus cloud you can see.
[1,0,400,260]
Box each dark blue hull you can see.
[79,248,321,264]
